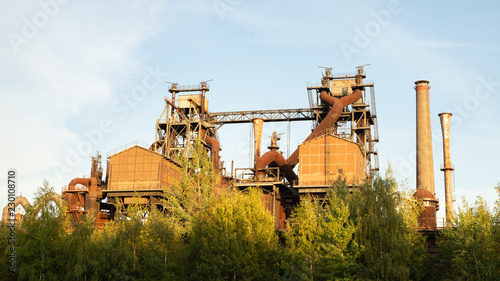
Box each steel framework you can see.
[153,81,220,168]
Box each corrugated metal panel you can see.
[107,146,181,191]
[298,135,364,186]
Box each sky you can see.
[1,0,499,220]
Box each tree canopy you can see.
[2,167,499,280]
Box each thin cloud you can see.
[418,40,500,51]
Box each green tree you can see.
[336,170,424,280]
[136,206,185,280]
[437,195,499,280]
[0,221,17,281]
[187,188,281,280]
[90,219,131,281]
[282,192,359,281]
[62,217,100,281]
[16,180,67,281]
[493,184,500,277]
[163,139,218,230]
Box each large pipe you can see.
[67,177,100,219]
[200,129,220,172]
[287,87,363,168]
[256,150,298,183]
[2,196,30,223]
[69,178,91,190]
[253,118,264,162]
[414,80,437,228]
[439,112,454,224]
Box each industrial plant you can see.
[2,66,455,232]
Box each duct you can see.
[253,118,264,161]
[87,177,99,219]
[200,129,220,172]
[287,87,363,168]
[439,112,454,224]
[67,177,100,219]
[255,150,297,183]
[2,196,31,223]
[69,178,91,190]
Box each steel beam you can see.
[208,108,324,124]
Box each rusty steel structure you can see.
[439,112,454,225]
[3,66,381,230]
[290,66,378,205]
[228,66,379,227]
[153,81,221,171]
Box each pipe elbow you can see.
[319,90,336,106]
[255,150,297,183]
[68,178,91,190]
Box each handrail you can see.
[107,140,150,157]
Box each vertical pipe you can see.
[253,118,264,167]
[439,112,454,224]
[287,119,290,158]
[415,80,435,195]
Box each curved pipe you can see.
[255,150,297,183]
[66,177,99,219]
[2,192,64,222]
[287,87,363,168]
[2,196,31,223]
[200,129,220,172]
[69,178,91,190]
[31,192,63,217]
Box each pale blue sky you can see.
[1,0,499,219]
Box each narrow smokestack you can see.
[439,112,454,225]
[253,118,264,164]
[414,80,438,228]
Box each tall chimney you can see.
[415,80,435,194]
[414,80,438,228]
[253,118,264,165]
[439,112,454,225]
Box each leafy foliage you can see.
[436,193,500,280]
[16,180,66,281]
[282,193,359,280]
[187,188,281,280]
[331,170,426,281]
[8,171,499,280]
[163,139,218,230]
